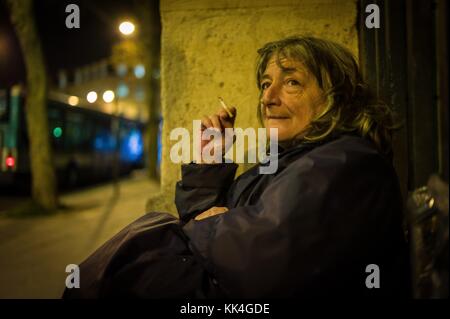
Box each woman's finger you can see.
[194,206,229,221]
[201,116,213,129]
[209,114,223,131]
[210,206,229,214]
[218,108,229,120]
[218,106,236,128]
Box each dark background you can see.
[0,0,135,86]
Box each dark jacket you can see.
[63,134,409,298]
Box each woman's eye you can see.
[260,82,270,90]
[286,79,300,86]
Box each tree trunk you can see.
[7,0,58,211]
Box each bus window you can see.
[93,117,114,152]
[65,111,92,151]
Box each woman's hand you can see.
[197,105,237,163]
[194,206,229,221]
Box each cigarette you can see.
[218,96,233,118]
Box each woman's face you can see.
[260,56,326,142]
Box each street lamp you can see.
[68,96,79,106]
[118,21,135,36]
[102,90,115,103]
[87,91,97,103]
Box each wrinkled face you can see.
[260,56,326,142]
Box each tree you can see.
[6,0,58,211]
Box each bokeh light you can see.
[86,91,97,103]
[103,90,115,103]
[119,21,135,35]
[68,96,79,106]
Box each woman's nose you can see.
[261,84,281,108]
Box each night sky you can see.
[0,0,138,87]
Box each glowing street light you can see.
[87,91,97,103]
[119,21,135,36]
[103,90,115,103]
[68,96,79,106]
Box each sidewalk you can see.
[0,171,161,298]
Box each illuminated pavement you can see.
[0,171,161,298]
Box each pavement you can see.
[0,170,161,299]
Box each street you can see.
[0,171,161,298]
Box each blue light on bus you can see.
[120,129,143,162]
[128,133,141,155]
[157,119,162,167]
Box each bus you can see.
[0,85,145,189]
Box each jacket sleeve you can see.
[182,148,404,297]
[175,162,239,223]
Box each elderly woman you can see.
[63,36,409,298]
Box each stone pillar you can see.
[149,0,358,215]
